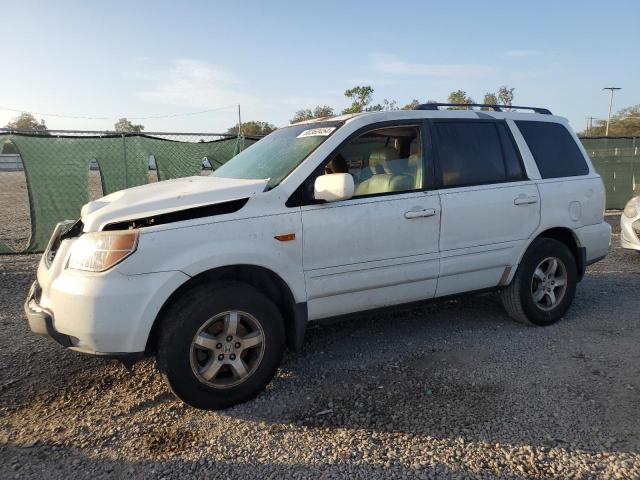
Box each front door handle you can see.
[514,195,539,206]
[404,208,436,219]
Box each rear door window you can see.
[497,123,525,181]
[433,121,523,188]
[515,121,589,178]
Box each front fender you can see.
[116,213,306,303]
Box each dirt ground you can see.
[0,215,638,479]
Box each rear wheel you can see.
[156,281,285,410]
[501,238,577,326]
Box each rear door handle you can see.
[514,195,539,206]
[404,208,436,219]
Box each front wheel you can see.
[501,238,577,326]
[156,281,285,410]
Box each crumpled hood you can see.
[81,176,268,231]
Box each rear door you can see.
[431,119,540,296]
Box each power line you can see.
[0,104,239,121]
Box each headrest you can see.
[368,145,399,174]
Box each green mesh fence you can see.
[581,137,639,210]
[1,133,636,254]
[0,132,257,254]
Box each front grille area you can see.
[45,220,83,267]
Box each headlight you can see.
[67,230,139,272]
[623,198,639,218]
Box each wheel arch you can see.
[145,264,307,355]
[514,227,585,283]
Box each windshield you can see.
[213,121,342,189]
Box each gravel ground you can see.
[0,215,639,479]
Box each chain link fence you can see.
[0,129,259,254]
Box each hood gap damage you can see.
[103,198,249,231]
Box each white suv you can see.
[25,104,611,409]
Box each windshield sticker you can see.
[297,127,336,138]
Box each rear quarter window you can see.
[515,121,589,179]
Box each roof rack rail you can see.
[414,103,552,115]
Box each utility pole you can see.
[585,116,596,136]
[237,104,242,138]
[602,87,621,136]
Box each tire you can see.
[501,238,577,326]
[156,281,285,410]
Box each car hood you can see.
[81,176,268,232]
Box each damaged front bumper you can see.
[24,280,145,367]
[24,280,73,348]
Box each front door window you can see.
[323,125,423,197]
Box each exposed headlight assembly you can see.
[67,230,139,272]
[623,198,639,218]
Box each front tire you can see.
[501,238,577,326]
[156,281,285,410]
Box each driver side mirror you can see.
[314,173,354,202]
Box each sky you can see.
[1,0,638,133]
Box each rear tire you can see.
[501,238,577,326]
[156,281,285,410]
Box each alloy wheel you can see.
[189,310,265,389]
[531,257,568,311]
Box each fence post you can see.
[121,133,128,188]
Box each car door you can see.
[299,122,441,320]
[431,119,541,297]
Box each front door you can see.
[300,124,441,320]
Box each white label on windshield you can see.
[297,127,336,138]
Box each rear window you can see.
[515,121,589,178]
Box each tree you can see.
[342,85,375,114]
[497,86,515,109]
[483,92,499,107]
[380,99,398,111]
[5,112,47,132]
[289,108,314,123]
[447,90,474,109]
[367,98,398,112]
[226,120,277,136]
[290,109,313,123]
[581,105,640,137]
[401,99,421,110]
[114,118,144,132]
[290,105,335,124]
